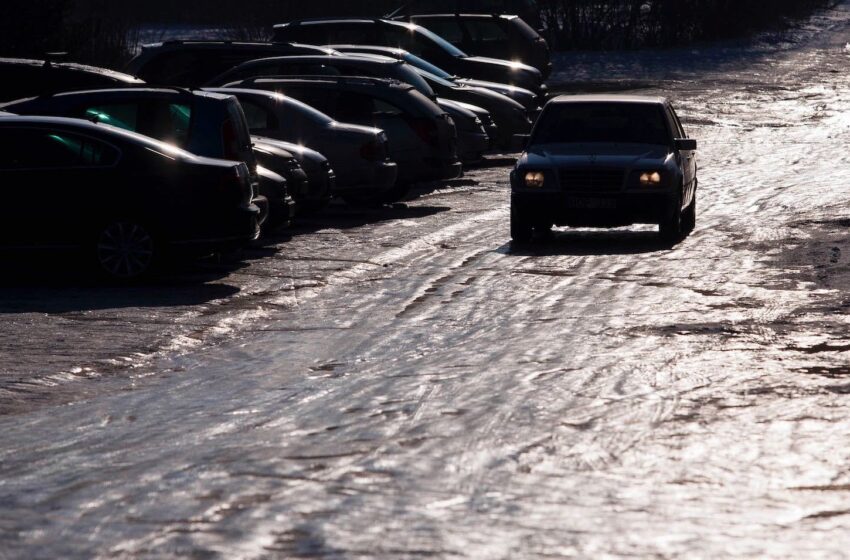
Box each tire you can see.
[658,191,684,245]
[511,203,533,244]
[683,188,697,234]
[376,182,413,204]
[94,221,157,281]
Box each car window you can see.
[466,20,510,43]
[0,128,119,169]
[532,103,671,146]
[240,99,279,130]
[84,104,139,131]
[138,102,192,147]
[668,106,686,138]
[420,19,465,44]
[141,52,199,84]
[374,99,403,116]
[334,92,375,121]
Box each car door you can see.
[666,104,696,204]
[0,127,117,246]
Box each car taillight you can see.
[221,119,241,161]
[218,164,252,205]
[408,117,439,148]
[360,140,381,161]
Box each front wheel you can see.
[511,204,533,244]
[658,192,684,245]
[682,187,697,234]
[94,221,157,281]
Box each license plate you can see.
[566,197,617,209]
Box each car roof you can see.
[0,57,144,83]
[549,94,669,105]
[232,75,413,91]
[138,40,337,55]
[274,18,419,30]
[31,87,232,102]
[236,54,402,68]
[410,14,519,20]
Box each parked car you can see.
[511,95,698,244]
[222,76,462,202]
[208,57,490,163]
[205,87,398,202]
[436,99,490,162]
[205,55,435,99]
[404,14,551,78]
[329,45,543,112]
[0,87,294,227]
[0,115,260,279]
[253,137,334,214]
[125,41,340,87]
[342,53,531,150]
[272,19,545,95]
[0,58,144,103]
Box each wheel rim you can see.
[97,222,154,279]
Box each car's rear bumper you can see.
[169,203,261,255]
[334,161,398,195]
[421,157,463,181]
[512,191,672,227]
[458,131,491,162]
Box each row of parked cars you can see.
[0,14,553,280]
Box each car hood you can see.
[437,98,477,119]
[328,121,384,138]
[253,136,328,170]
[522,143,673,169]
[456,78,537,104]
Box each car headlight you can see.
[524,171,546,188]
[639,171,663,186]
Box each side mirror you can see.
[510,134,530,151]
[674,138,697,151]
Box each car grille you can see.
[559,168,625,192]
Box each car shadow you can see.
[0,254,243,314]
[255,202,452,244]
[501,228,673,256]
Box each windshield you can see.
[284,96,334,125]
[401,53,455,80]
[413,26,467,58]
[394,64,437,97]
[416,68,456,89]
[532,103,670,146]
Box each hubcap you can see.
[97,222,154,279]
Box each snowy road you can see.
[4,4,850,558]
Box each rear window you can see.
[418,18,464,43]
[532,103,671,146]
[509,17,541,40]
[466,20,510,43]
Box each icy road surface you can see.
[5,4,850,558]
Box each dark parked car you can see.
[272,19,545,95]
[329,45,543,112]
[511,95,698,244]
[405,14,551,78]
[0,58,144,103]
[125,41,339,87]
[224,76,462,202]
[205,87,398,202]
[0,87,294,228]
[0,116,260,279]
[253,137,334,214]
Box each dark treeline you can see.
[0,0,839,67]
[536,0,840,49]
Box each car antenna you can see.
[384,4,408,20]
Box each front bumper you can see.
[512,190,673,227]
